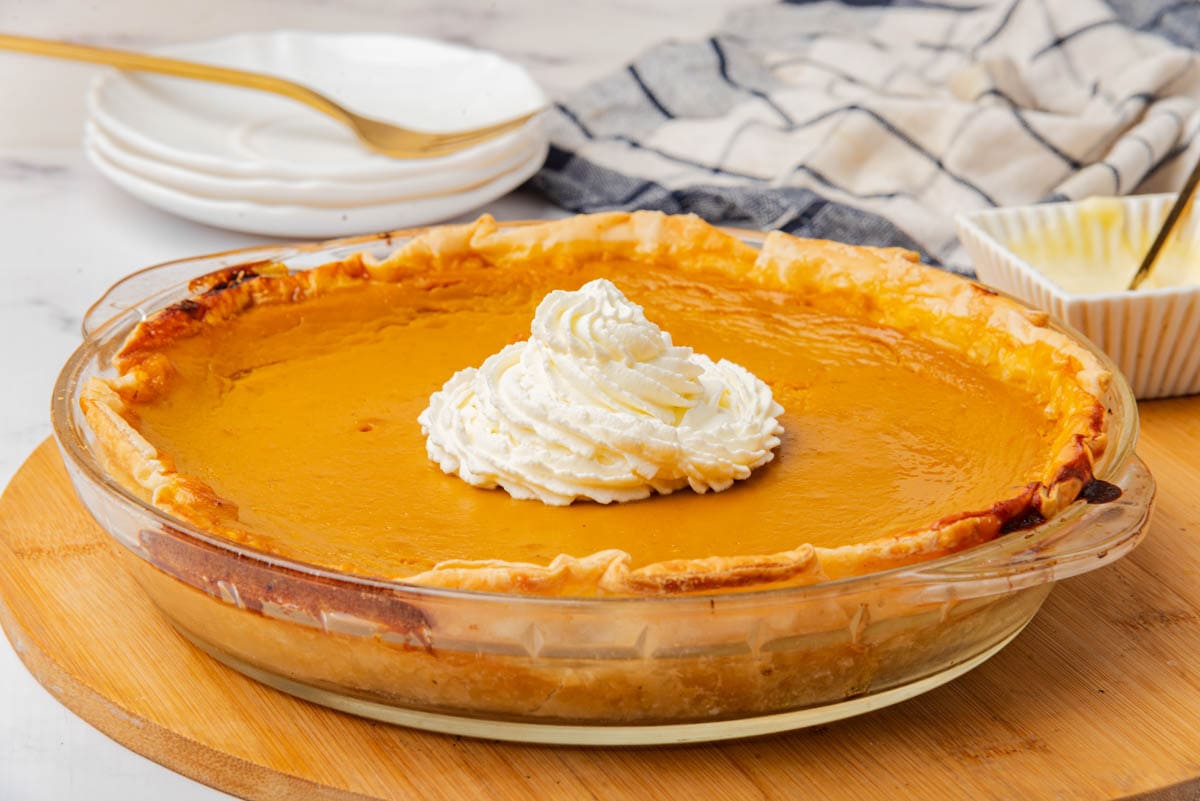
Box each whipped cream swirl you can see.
[419,279,784,505]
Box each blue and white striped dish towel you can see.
[530,0,1200,273]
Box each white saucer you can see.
[87,121,546,207]
[82,31,551,235]
[86,135,548,237]
[87,31,547,182]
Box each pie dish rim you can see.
[57,214,1137,602]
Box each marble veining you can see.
[0,158,71,181]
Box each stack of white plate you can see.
[84,32,549,237]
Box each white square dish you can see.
[957,194,1200,399]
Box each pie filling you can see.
[118,258,1052,573]
[83,213,1109,594]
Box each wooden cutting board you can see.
[2,397,1199,801]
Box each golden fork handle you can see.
[0,33,355,128]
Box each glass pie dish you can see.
[51,225,1155,745]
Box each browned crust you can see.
[138,527,433,648]
[81,211,1111,595]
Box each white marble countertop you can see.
[0,2,759,799]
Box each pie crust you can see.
[82,212,1110,596]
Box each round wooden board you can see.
[3,402,1200,801]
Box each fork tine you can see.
[422,114,540,149]
[353,106,545,158]
[448,111,541,139]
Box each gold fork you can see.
[1127,151,1200,289]
[0,33,544,159]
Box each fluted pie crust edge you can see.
[81,212,1110,596]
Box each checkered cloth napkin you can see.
[530,0,1200,273]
